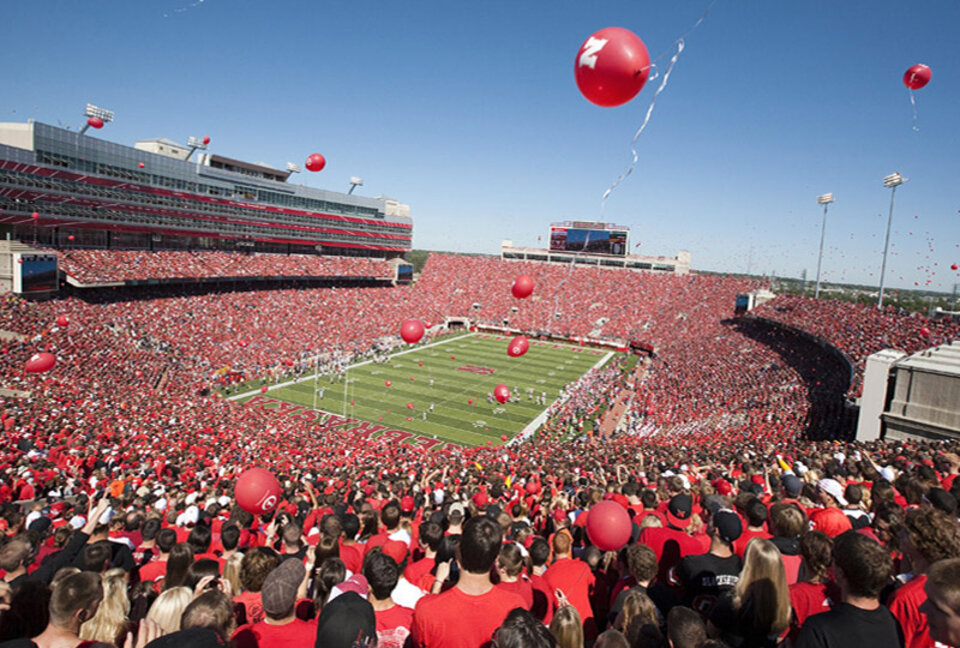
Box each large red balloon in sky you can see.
[203,135,211,145]
[507,335,530,358]
[235,468,282,514]
[494,384,510,404]
[512,275,535,299]
[903,64,932,90]
[400,319,425,344]
[25,352,56,373]
[305,153,326,172]
[575,27,651,107]
[87,117,104,129]
[586,500,632,551]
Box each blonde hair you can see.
[79,568,130,644]
[550,605,584,648]
[146,586,193,634]
[618,589,658,634]
[222,552,244,596]
[734,539,791,635]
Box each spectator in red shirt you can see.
[234,548,280,626]
[544,530,598,641]
[639,493,707,583]
[496,543,533,609]
[733,497,772,558]
[788,531,840,644]
[888,507,960,648]
[140,528,177,584]
[809,479,853,539]
[411,515,526,648]
[404,521,442,588]
[364,548,414,648]
[249,558,315,648]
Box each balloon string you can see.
[909,90,920,132]
[600,39,684,208]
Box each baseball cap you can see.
[261,557,305,618]
[714,509,743,544]
[666,493,693,529]
[781,474,802,498]
[817,478,847,506]
[448,502,465,518]
[472,491,489,508]
[315,591,376,648]
[400,495,415,513]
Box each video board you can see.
[13,253,59,294]
[549,224,628,256]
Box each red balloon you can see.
[31,212,39,220]
[203,135,211,145]
[507,335,530,358]
[451,355,456,360]
[407,402,414,409]
[512,275,535,299]
[260,385,268,393]
[385,380,392,387]
[67,235,75,241]
[400,319,425,344]
[350,400,355,406]
[585,500,632,551]
[494,384,510,404]
[418,361,423,367]
[56,315,69,327]
[468,398,474,405]
[903,64,932,90]
[500,434,508,442]
[24,352,56,373]
[138,162,145,168]
[952,264,958,271]
[87,117,104,129]
[424,321,434,329]
[235,468,282,514]
[305,153,326,172]
[575,27,651,107]
[920,327,931,337]
[135,370,143,378]
[410,376,415,381]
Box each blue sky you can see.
[3,1,959,291]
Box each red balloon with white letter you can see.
[400,319,425,344]
[494,384,510,404]
[305,153,326,172]
[87,117,104,129]
[575,27,651,107]
[586,500,632,551]
[512,275,535,299]
[507,335,530,358]
[25,352,56,373]
[235,468,282,514]
[903,64,932,90]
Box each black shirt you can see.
[794,602,905,648]
[676,552,741,619]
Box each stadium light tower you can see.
[814,193,834,299]
[877,172,906,310]
[286,162,302,174]
[348,177,364,195]
[78,103,114,135]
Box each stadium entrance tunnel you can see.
[724,318,855,441]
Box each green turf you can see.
[233,332,612,448]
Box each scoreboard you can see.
[549,221,629,256]
[13,253,59,294]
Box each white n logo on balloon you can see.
[579,37,608,69]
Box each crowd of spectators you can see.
[0,251,957,646]
[45,250,392,285]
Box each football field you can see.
[231,332,612,448]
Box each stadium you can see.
[2,3,960,647]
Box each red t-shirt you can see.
[234,590,266,626]
[412,586,526,648]
[529,573,554,625]
[496,579,534,610]
[887,575,931,648]
[139,559,167,583]
[788,581,839,642]
[249,618,317,648]
[543,557,597,639]
[404,557,435,589]
[638,526,709,583]
[375,604,414,648]
[733,529,773,558]
[339,543,364,574]
[808,507,853,538]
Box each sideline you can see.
[227,331,475,402]
[509,350,614,446]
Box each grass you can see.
[233,332,612,448]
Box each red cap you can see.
[401,495,415,513]
[473,491,489,508]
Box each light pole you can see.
[78,104,114,135]
[878,172,906,309]
[814,193,834,299]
